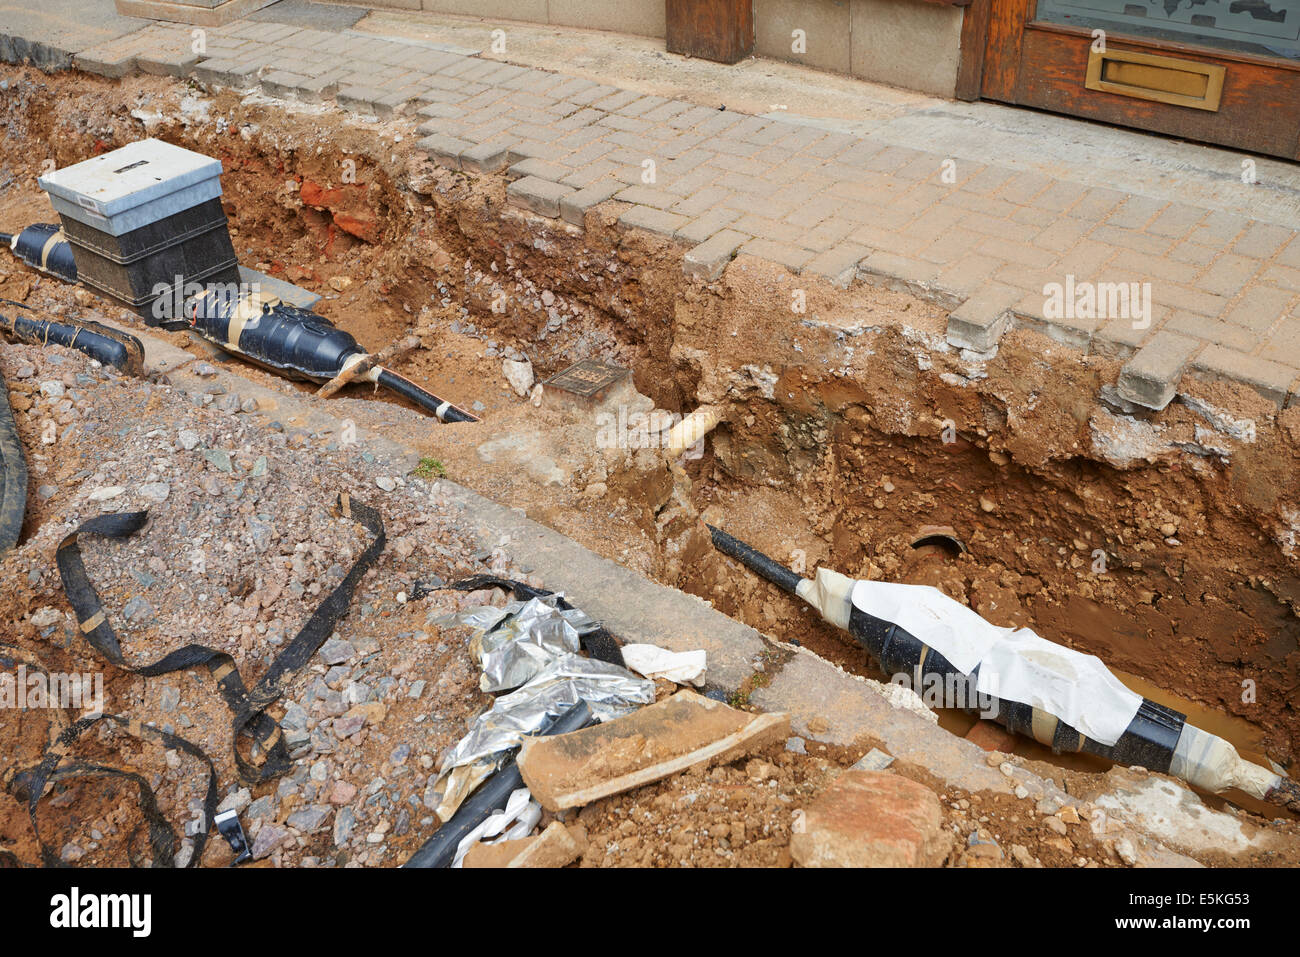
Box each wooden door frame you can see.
[956,0,994,100]
[954,0,1300,159]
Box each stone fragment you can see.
[518,690,788,811]
[790,770,952,867]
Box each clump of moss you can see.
[412,457,447,479]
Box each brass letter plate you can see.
[1085,48,1225,112]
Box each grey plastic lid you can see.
[38,139,224,234]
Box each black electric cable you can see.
[404,701,594,868]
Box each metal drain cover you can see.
[545,359,629,398]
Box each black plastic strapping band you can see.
[55,493,386,784]
[26,712,218,869]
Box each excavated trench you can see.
[3,68,1299,816]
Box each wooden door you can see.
[968,0,1300,160]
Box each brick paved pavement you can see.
[4,5,1298,409]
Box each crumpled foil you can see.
[429,652,655,821]
[455,596,598,693]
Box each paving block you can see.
[418,133,473,171]
[806,242,871,288]
[507,176,575,218]
[684,229,748,282]
[675,207,742,245]
[1191,346,1297,408]
[72,48,139,79]
[946,284,1021,352]
[506,141,570,164]
[508,158,570,183]
[336,85,412,119]
[284,73,341,103]
[136,49,202,77]
[859,250,945,300]
[613,185,678,210]
[416,102,464,119]
[260,70,309,99]
[559,181,623,228]
[194,58,261,90]
[619,205,689,239]
[739,237,814,273]
[1116,331,1201,410]
[460,141,512,174]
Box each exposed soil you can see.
[2,65,1298,865]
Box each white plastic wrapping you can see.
[621,643,707,686]
[849,579,1142,746]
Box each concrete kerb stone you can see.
[1116,331,1201,410]
[946,284,1022,352]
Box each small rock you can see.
[287,806,330,834]
[123,596,155,624]
[1115,837,1138,866]
[251,824,288,860]
[319,638,355,665]
[178,429,200,450]
[1010,843,1038,867]
[334,807,356,844]
[502,358,534,398]
[204,449,233,473]
[138,482,170,502]
[217,788,252,814]
[30,607,62,628]
[330,782,358,805]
